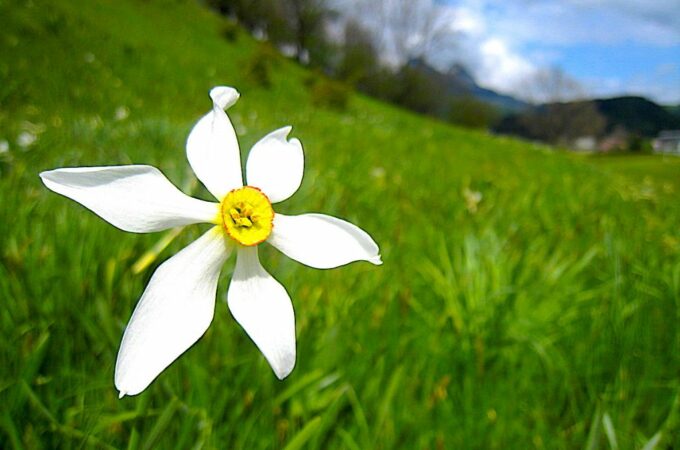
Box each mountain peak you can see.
[446,62,476,87]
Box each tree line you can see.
[206,0,500,130]
[208,0,640,151]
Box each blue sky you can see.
[555,44,679,102]
[435,0,680,104]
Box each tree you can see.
[522,66,585,104]
[516,67,606,144]
[448,96,500,130]
[337,20,379,85]
[207,0,332,66]
[343,0,458,65]
[279,0,331,65]
[207,0,276,33]
[392,65,447,115]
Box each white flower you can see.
[40,86,381,398]
[370,166,386,179]
[463,187,482,213]
[17,131,37,148]
[114,106,130,121]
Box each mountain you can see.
[448,63,530,112]
[402,59,678,135]
[594,96,680,137]
[406,59,529,113]
[666,104,680,119]
[496,95,680,145]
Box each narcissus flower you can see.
[40,86,381,397]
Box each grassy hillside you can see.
[1,0,679,448]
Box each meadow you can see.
[1,0,679,448]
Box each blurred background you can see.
[206,0,680,152]
[1,0,678,448]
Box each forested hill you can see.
[595,96,680,136]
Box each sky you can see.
[434,0,680,104]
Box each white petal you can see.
[246,126,303,203]
[40,166,218,233]
[115,227,231,397]
[186,86,243,200]
[227,246,295,379]
[268,213,382,269]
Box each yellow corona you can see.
[219,186,274,246]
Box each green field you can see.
[1,0,679,448]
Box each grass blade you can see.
[283,416,322,450]
[141,398,180,450]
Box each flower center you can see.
[220,186,274,246]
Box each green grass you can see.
[583,153,680,188]
[1,0,679,448]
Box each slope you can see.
[1,0,679,449]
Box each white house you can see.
[653,130,680,155]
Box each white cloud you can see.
[476,38,536,93]
[431,2,541,98]
[336,0,680,102]
[450,6,485,35]
[473,0,680,46]
[434,0,680,102]
[585,63,680,103]
[567,0,680,43]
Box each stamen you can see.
[219,186,274,246]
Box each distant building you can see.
[599,127,629,152]
[573,136,597,151]
[653,130,680,155]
